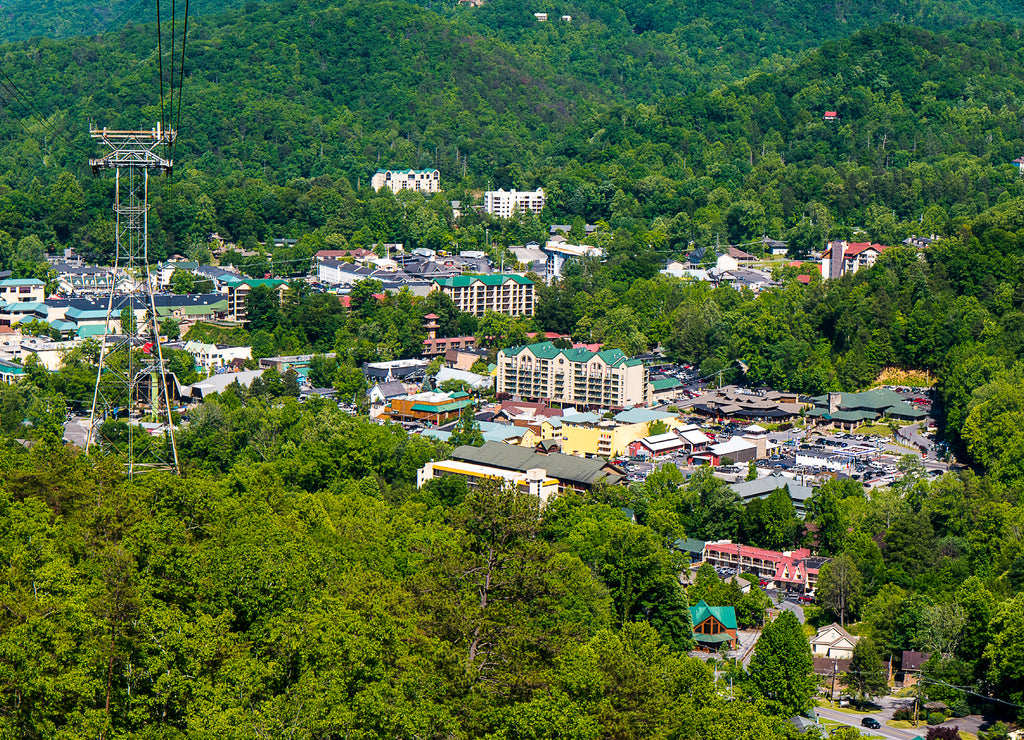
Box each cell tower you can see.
[86,124,180,476]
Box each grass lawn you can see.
[887,720,915,729]
[816,700,879,715]
[854,423,895,437]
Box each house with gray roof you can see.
[730,473,814,517]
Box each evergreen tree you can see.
[747,610,815,715]
[449,406,484,447]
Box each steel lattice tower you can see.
[86,124,180,476]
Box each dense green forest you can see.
[2,377,1024,737]
[5,3,1024,265]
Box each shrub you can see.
[925,726,960,739]
[926,712,946,726]
[893,708,912,721]
[949,698,970,718]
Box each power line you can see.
[0,69,75,150]
[156,0,166,134]
[174,0,190,147]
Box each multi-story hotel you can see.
[483,188,545,218]
[430,274,535,317]
[371,168,440,194]
[496,341,649,409]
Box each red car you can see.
[798,594,815,604]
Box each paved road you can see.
[774,596,805,624]
[815,706,920,739]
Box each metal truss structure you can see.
[86,124,180,476]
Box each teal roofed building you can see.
[497,341,650,409]
[808,388,927,429]
[690,600,738,651]
[430,274,535,317]
[0,278,45,304]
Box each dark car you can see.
[861,717,881,729]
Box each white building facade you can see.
[483,188,545,218]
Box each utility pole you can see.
[86,124,180,477]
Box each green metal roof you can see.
[691,633,733,644]
[650,377,683,391]
[829,409,877,423]
[502,340,636,368]
[410,399,473,413]
[690,600,737,631]
[673,537,705,554]
[0,278,44,286]
[77,324,108,337]
[239,279,288,288]
[433,274,533,288]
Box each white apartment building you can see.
[430,274,535,317]
[371,169,440,194]
[183,341,253,372]
[484,188,545,218]
[497,341,649,408]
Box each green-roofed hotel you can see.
[497,341,650,409]
[430,274,535,317]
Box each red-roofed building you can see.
[797,274,811,284]
[824,111,840,122]
[820,240,891,280]
[702,540,827,593]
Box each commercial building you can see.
[702,541,826,593]
[729,473,815,517]
[380,390,474,425]
[806,388,927,428]
[441,440,624,495]
[559,414,648,458]
[417,460,559,504]
[483,188,545,218]
[371,168,440,194]
[0,278,45,303]
[497,341,649,409]
[183,341,252,372]
[431,274,535,317]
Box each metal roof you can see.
[451,441,622,487]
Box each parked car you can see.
[797,594,815,604]
[861,718,881,729]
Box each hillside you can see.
[5,0,1024,84]
[1,2,1024,264]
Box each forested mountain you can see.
[5,0,1024,263]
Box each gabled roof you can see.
[690,600,737,630]
[433,274,533,288]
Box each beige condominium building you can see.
[371,168,440,194]
[430,274,535,317]
[497,341,650,409]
